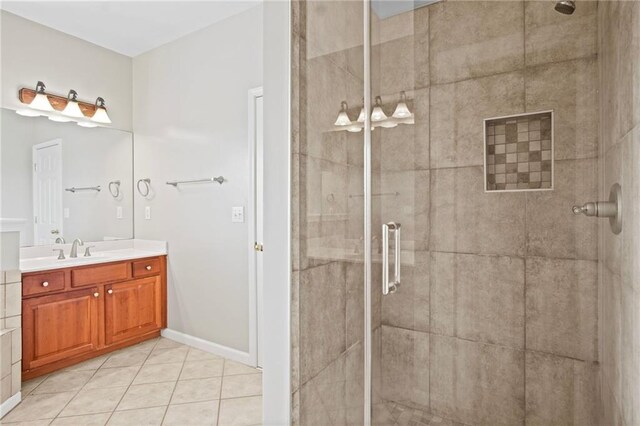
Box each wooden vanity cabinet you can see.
[22,256,167,380]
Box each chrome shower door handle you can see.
[382,222,401,295]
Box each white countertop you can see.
[20,239,167,273]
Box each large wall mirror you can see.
[1,108,133,247]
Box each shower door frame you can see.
[362,0,373,423]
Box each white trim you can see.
[247,86,264,369]
[262,0,291,422]
[0,392,21,419]
[161,328,251,365]
[0,219,27,233]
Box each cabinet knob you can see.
[145,265,152,271]
[108,289,113,295]
[42,281,49,287]
[93,292,99,298]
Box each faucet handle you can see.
[84,246,96,257]
[53,248,66,260]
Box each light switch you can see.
[145,206,151,220]
[232,206,244,223]
[64,208,70,219]
[116,206,123,219]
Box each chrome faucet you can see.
[54,236,66,244]
[70,238,84,258]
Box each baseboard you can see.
[161,328,252,366]
[0,392,21,419]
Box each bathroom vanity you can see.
[20,243,167,380]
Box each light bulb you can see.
[91,97,112,124]
[48,114,73,123]
[357,107,366,123]
[371,96,387,122]
[392,91,412,119]
[77,121,98,128]
[29,81,54,112]
[16,108,41,117]
[62,90,85,118]
[334,101,352,127]
[380,119,398,128]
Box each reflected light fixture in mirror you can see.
[29,81,54,112]
[371,96,387,122]
[392,91,411,118]
[91,97,112,124]
[334,101,352,126]
[62,90,84,118]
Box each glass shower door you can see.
[367,3,430,423]
[366,1,600,425]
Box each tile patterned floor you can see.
[4,337,262,426]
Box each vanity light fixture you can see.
[29,81,54,112]
[62,90,85,118]
[16,108,41,117]
[48,113,73,123]
[91,97,112,124]
[371,96,388,122]
[392,91,411,119]
[334,101,352,126]
[77,120,98,128]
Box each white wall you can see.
[133,5,263,353]
[0,11,132,131]
[1,110,134,246]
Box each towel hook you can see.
[108,180,121,198]
[137,178,151,197]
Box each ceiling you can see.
[0,1,260,57]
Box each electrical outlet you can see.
[116,206,123,219]
[232,206,244,223]
[145,206,151,220]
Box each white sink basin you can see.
[20,252,112,272]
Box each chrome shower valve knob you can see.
[572,183,622,235]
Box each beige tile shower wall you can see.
[598,1,640,425]
[0,231,22,412]
[374,1,600,425]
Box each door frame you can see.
[32,138,63,245]
[248,86,264,368]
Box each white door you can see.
[33,139,63,245]
[256,94,264,368]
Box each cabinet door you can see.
[105,276,162,345]
[23,287,100,370]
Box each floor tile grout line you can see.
[160,346,190,425]
[103,337,162,425]
[216,358,227,426]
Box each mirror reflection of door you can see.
[32,139,63,245]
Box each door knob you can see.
[42,281,49,287]
[93,292,99,298]
[254,242,264,252]
[108,289,113,295]
[146,265,152,271]
[50,229,59,234]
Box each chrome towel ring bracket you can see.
[108,180,121,198]
[137,178,151,198]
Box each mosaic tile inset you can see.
[485,111,553,192]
